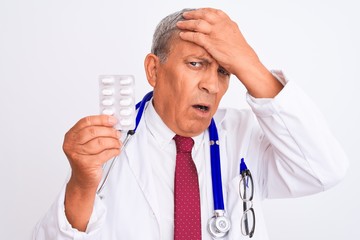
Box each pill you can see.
[119,98,133,106]
[102,98,114,106]
[102,88,114,96]
[119,108,133,116]
[99,75,135,130]
[102,108,115,115]
[120,118,133,126]
[120,88,133,95]
[119,77,133,85]
[101,77,115,84]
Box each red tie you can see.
[173,135,201,240]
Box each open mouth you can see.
[193,104,210,112]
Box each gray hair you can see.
[151,8,195,63]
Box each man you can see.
[33,8,348,239]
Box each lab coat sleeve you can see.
[32,182,106,240]
[246,71,349,199]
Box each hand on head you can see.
[176,8,259,78]
[175,8,283,98]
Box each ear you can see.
[144,53,160,88]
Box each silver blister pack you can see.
[99,75,135,131]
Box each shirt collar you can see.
[144,99,205,152]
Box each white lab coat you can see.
[33,76,348,240]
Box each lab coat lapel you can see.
[123,129,160,224]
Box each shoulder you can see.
[214,108,255,125]
[214,107,257,131]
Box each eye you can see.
[218,67,230,76]
[189,62,202,68]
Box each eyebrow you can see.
[184,55,213,64]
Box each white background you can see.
[0,0,359,239]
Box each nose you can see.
[198,69,219,94]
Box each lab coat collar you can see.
[213,107,227,129]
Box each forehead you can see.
[167,38,214,62]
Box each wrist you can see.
[65,177,98,232]
[234,61,283,98]
[67,174,99,195]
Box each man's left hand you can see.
[177,8,283,98]
[176,8,258,77]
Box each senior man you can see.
[33,8,348,240]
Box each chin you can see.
[183,121,210,137]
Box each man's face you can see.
[151,38,230,137]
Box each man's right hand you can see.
[63,115,121,189]
[63,115,121,231]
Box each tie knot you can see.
[173,135,194,153]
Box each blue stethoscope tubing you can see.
[209,119,225,211]
[97,91,231,238]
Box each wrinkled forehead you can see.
[167,37,215,62]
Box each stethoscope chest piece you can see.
[207,210,231,239]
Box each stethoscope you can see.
[97,91,231,239]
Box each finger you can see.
[79,137,122,155]
[70,148,121,167]
[182,8,226,24]
[179,31,209,50]
[71,115,118,133]
[76,126,121,144]
[91,148,121,165]
[176,19,212,34]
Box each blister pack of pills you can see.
[99,75,135,131]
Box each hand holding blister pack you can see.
[99,75,135,131]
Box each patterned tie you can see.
[173,135,201,240]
